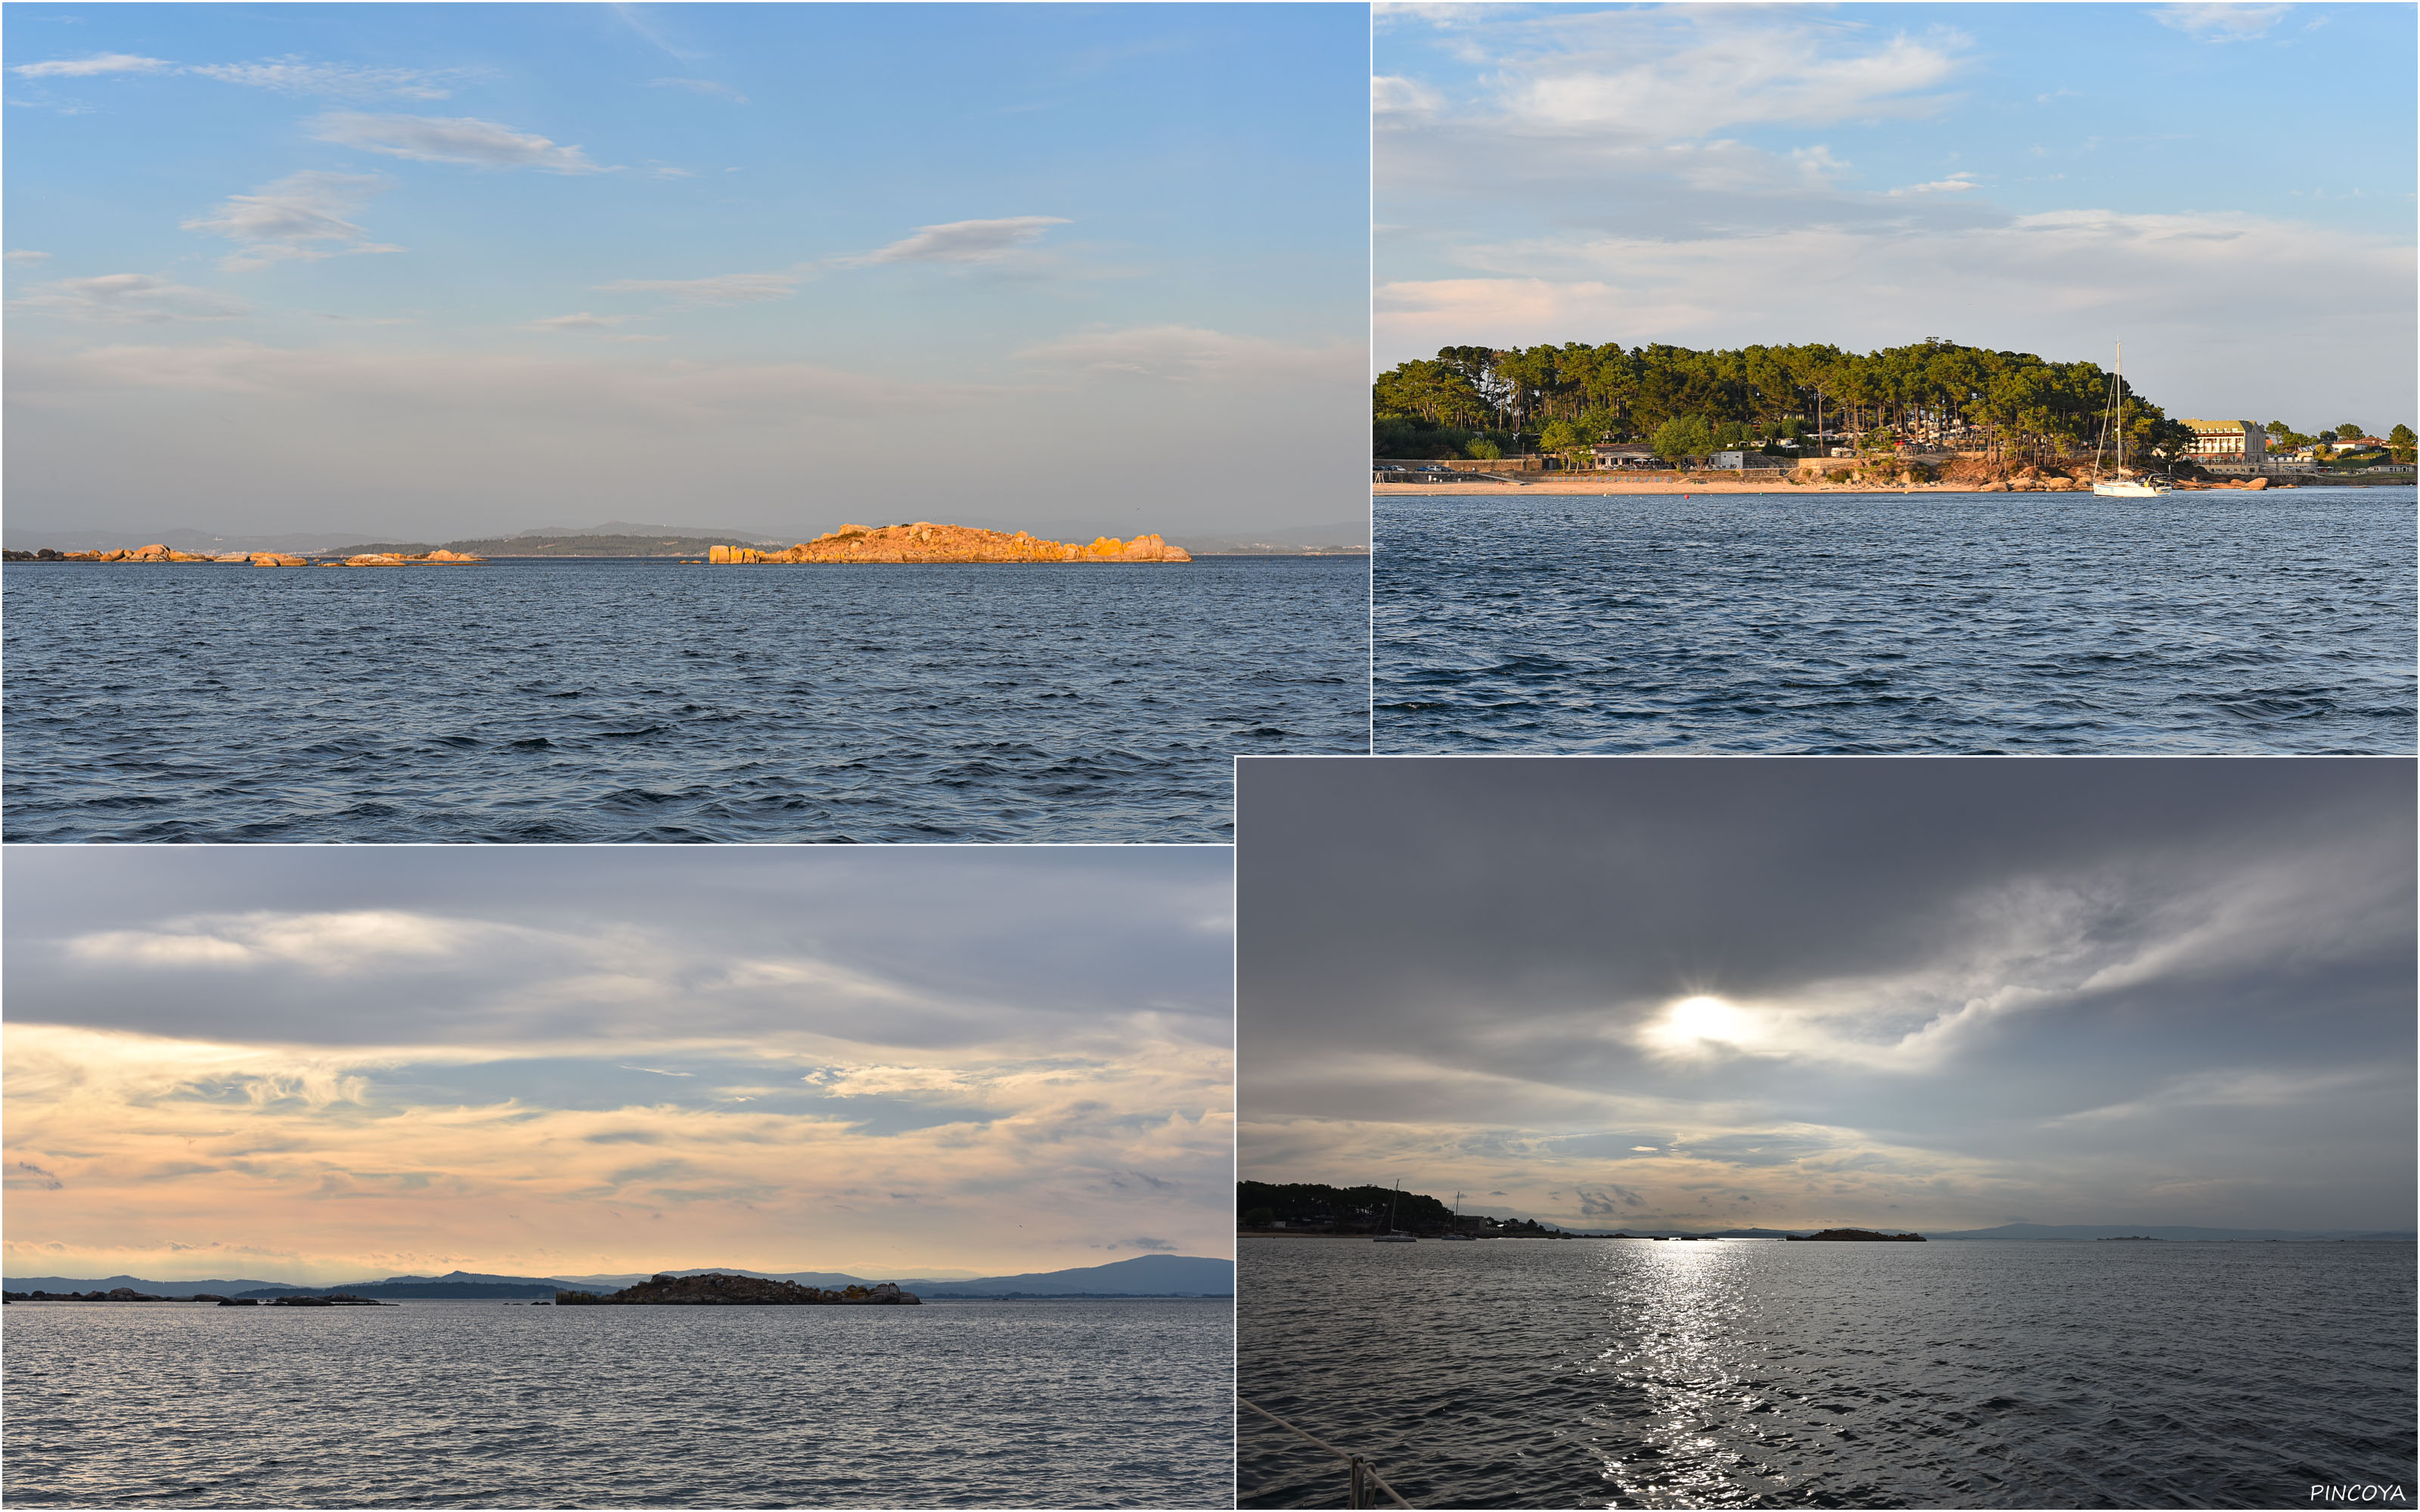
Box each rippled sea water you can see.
[3,1299,1230,1507]
[1239,1238,2416,1509]
[1375,488,2416,753]
[3,556,1367,842]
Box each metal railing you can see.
[1240,1399,1415,1509]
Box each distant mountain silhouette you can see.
[12,1257,1236,1301]
[905,1255,1232,1297]
[2,1274,293,1298]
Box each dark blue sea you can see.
[1239,1237,2417,1509]
[1374,488,2415,753]
[2,556,1367,842]
[3,1297,1230,1507]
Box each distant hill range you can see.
[8,1255,1234,1301]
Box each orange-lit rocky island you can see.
[2,545,486,566]
[709,522,1190,564]
[554,1272,923,1305]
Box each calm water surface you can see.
[1375,488,2415,753]
[4,1298,1230,1507]
[4,556,1367,842]
[1239,1238,2415,1509]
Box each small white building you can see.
[1587,443,1660,469]
[1711,450,1786,470]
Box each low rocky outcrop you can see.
[18,1287,170,1300]
[555,1272,922,1306]
[343,550,486,566]
[1786,1228,1927,1242]
[709,524,1190,565]
[268,1294,389,1306]
[11,547,335,565]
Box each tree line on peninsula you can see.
[1376,338,2199,468]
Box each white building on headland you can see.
[1710,450,1787,470]
[2183,420,2266,462]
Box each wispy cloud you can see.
[8,274,248,325]
[843,216,1071,267]
[2154,4,2294,42]
[309,113,613,173]
[188,56,476,100]
[181,172,403,272]
[591,271,803,306]
[10,54,171,78]
[11,53,470,98]
[613,3,709,62]
[527,311,629,332]
[5,249,53,266]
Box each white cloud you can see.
[591,271,802,306]
[650,76,747,103]
[2154,4,2294,42]
[527,312,628,332]
[5,249,52,266]
[1889,172,1979,196]
[845,216,1071,266]
[68,911,486,973]
[187,57,470,99]
[309,113,611,173]
[1373,74,1444,117]
[181,172,403,272]
[1480,14,1971,139]
[1376,209,2415,422]
[10,54,171,78]
[8,274,249,326]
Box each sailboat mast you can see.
[2115,342,2124,472]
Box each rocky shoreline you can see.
[555,1272,922,1306]
[709,522,1190,564]
[2,545,483,565]
[2,1287,388,1303]
[1785,1228,1928,1242]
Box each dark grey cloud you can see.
[1237,758,2414,1232]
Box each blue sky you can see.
[5,846,1234,1285]
[5,3,1368,539]
[1376,2,2416,429]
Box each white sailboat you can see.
[2093,342,2171,497]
